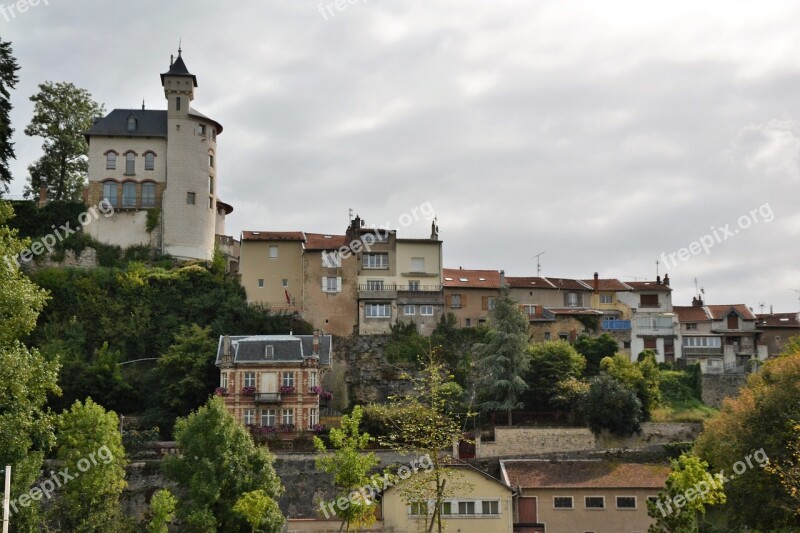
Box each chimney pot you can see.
[593,272,599,294]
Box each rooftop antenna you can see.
[758,302,766,314]
[656,259,660,278]
[533,251,545,277]
[348,208,353,222]
[178,37,182,55]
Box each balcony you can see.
[254,393,282,404]
[683,346,724,356]
[602,319,631,331]
[397,285,444,304]
[358,284,397,300]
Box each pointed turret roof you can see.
[161,50,198,87]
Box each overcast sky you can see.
[3,0,799,312]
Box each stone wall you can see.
[332,335,416,405]
[702,373,748,408]
[476,422,703,458]
[21,247,98,270]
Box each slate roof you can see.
[501,460,670,490]
[215,335,332,366]
[86,109,168,138]
[442,268,501,289]
[160,53,198,86]
[241,231,305,242]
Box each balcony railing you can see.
[254,393,282,404]
[683,346,724,356]
[602,319,631,331]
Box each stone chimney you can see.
[430,218,439,240]
[656,275,661,285]
[593,272,599,294]
[499,270,505,289]
[692,296,704,307]
[221,335,232,365]
[663,273,670,286]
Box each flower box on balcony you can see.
[241,386,256,395]
[310,385,322,395]
[319,391,333,401]
[279,386,296,394]
[214,387,228,396]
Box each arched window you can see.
[125,153,135,175]
[142,182,156,208]
[144,152,155,171]
[103,181,118,206]
[122,182,137,207]
[106,152,116,170]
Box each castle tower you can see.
[160,49,222,260]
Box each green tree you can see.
[50,398,128,532]
[574,333,619,375]
[163,396,284,532]
[523,340,586,409]
[0,39,20,192]
[370,348,473,533]
[233,490,284,533]
[695,349,800,529]
[647,454,726,533]
[156,324,218,419]
[474,287,530,426]
[0,202,60,532]
[600,352,661,420]
[313,405,380,532]
[24,81,104,201]
[583,374,643,436]
[146,489,177,533]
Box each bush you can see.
[583,374,643,436]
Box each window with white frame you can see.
[265,345,274,359]
[282,372,295,388]
[243,409,255,425]
[282,408,294,426]
[410,499,501,517]
[365,303,391,318]
[554,496,573,509]
[683,336,721,348]
[564,292,581,307]
[404,305,416,315]
[366,279,384,290]
[410,257,425,271]
[600,293,614,304]
[685,323,698,330]
[309,408,319,428]
[322,251,341,268]
[309,372,317,390]
[362,253,389,269]
[420,305,434,316]
[585,496,605,509]
[408,502,427,516]
[408,280,420,291]
[323,277,342,293]
[220,372,228,389]
[616,496,636,509]
[244,372,256,388]
[269,245,278,258]
[261,409,276,427]
[522,304,536,316]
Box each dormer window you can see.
[127,116,136,132]
[265,345,274,359]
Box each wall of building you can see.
[303,250,359,336]
[509,287,592,308]
[240,240,304,311]
[444,287,499,327]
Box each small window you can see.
[559,332,569,341]
[458,501,475,515]
[127,116,136,132]
[488,297,496,310]
[465,318,471,327]
[265,345,274,359]
[103,181,118,206]
[141,182,156,207]
[257,279,264,288]
[420,305,434,316]
[282,279,288,288]
[208,197,214,209]
[554,496,573,509]
[220,372,228,389]
[209,153,214,168]
[404,305,416,315]
[322,251,342,268]
[122,182,136,207]
[243,409,255,426]
[685,323,698,330]
[451,294,462,309]
[125,153,135,175]
[281,408,294,426]
[208,176,214,194]
[481,500,499,515]
[600,293,613,304]
[409,502,426,516]
[585,496,605,509]
[616,496,636,509]
[144,152,155,170]
[544,331,551,340]
[282,372,295,388]
[244,372,256,388]
[106,152,116,170]
[176,96,181,111]
[408,280,420,291]
[324,277,338,293]
[269,246,278,258]
[199,124,207,136]
[186,192,195,205]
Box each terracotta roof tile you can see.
[443,268,501,289]
[501,460,670,490]
[580,278,633,291]
[543,278,593,291]
[756,313,800,328]
[304,233,349,250]
[626,281,672,292]
[242,231,305,242]
[507,277,555,289]
[706,304,756,320]
[674,306,711,322]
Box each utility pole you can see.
[3,465,10,533]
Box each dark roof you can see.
[674,306,711,322]
[756,312,800,328]
[442,268,501,289]
[160,53,198,87]
[242,231,305,242]
[501,460,670,490]
[86,109,167,138]
[215,335,332,366]
[707,304,756,321]
[626,281,672,293]
[216,200,234,215]
[506,277,555,289]
[543,278,593,291]
[304,233,349,250]
[188,107,223,134]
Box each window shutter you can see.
[482,296,489,310]
[462,294,468,307]
[445,294,451,307]
[321,277,327,292]
[336,277,342,293]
